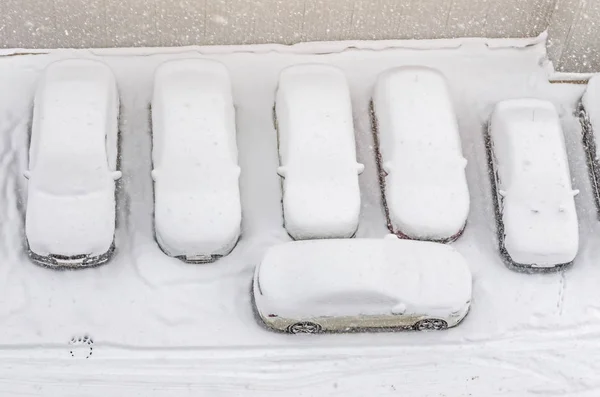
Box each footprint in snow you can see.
[69,335,93,358]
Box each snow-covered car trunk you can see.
[275,64,364,240]
[488,99,579,270]
[371,66,470,242]
[151,59,242,262]
[253,238,472,333]
[25,59,120,268]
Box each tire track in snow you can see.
[0,114,27,264]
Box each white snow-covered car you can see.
[580,76,600,213]
[253,238,472,334]
[151,59,242,263]
[275,64,364,240]
[25,59,121,268]
[371,66,470,242]
[488,99,579,270]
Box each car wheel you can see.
[287,322,322,334]
[414,319,448,331]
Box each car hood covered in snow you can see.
[282,168,361,239]
[255,238,472,319]
[154,176,242,257]
[26,189,116,257]
[386,156,470,239]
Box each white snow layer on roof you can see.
[26,59,119,256]
[256,238,472,318]
[31,59,116,174]
[583,75,600,149]
[372,66,470,240]
[490,99,579,266]
[275,64,362,240]
[152,59,241,257]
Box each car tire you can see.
[414,319,448,331]
[287,322,323,334]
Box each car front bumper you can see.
[28,243,115,269]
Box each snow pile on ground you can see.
[275,64,362,239]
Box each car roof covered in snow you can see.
[152,59,238,174]
[275,64,362,239]
[276,64,358,171]
[31,59,117,171]
[256,238,472,318]
[372,66,469,240]
[151,59,241,257]
[490,98,578,266]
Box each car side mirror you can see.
[356,163,365,175]
[382,161,393,174]
[112,171,122,181]
[498,189,507,197]
[277,166,286,178]
[23,170,31,179]
[391,303,407,315]
[572,189,580,196]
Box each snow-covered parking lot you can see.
[0,35,598,396]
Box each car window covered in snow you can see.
[33,153,109,195]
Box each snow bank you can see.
[489,98,579,267]
[26,59,119,259]
[372,66,470,241]
[582,75,600,146]
[255,238,472,319]
[275,64,363,240]
[152,59,241,260]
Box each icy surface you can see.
[372,66,470,240]
[25,59,119,256]
[490,99,579,266]
[255,238,471,318]
[0,39,596,396]
[276,64,362,239]
[151,59,241,258]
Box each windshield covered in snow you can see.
[394,154,465,184]
[33,153,110,196]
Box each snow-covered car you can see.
[488,99,579,270]
[274,64,364,240]
[25,59,121,268]
[253,237,472,334]
[371,66,470,242]
[580,76,600,214]
[151,59,242,263]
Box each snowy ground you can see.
[0,37,597,396]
